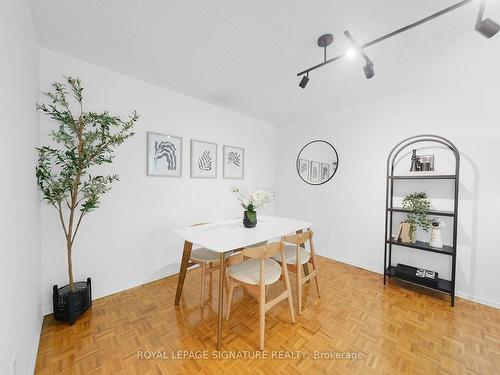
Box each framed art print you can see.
[310,161,320,183]
[320,162,330,182]
[190,139,217,178]
[223,145,244,179]
[147,132,182,177]
[297,159,310,182]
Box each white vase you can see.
[429,223,443,248]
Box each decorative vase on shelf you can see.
[429,222,443,248]
[243,210,257,228]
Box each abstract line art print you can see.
[223,145,244,179]
[191,139,217,178]
[147,132,182,177]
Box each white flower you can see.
[232,186,275,210]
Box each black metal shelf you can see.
[386,266,452,293]
[387,239,454,256]
[387,207,455,217]
[388,174,456,180]
[384,135,459,307]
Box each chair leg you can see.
[310,256,320,298]
[200,262,207,305]
[259,284,266,351]
[296,261,302,315]
[281,263,295,324]
[226,278,235,320]
[209,262,213,285]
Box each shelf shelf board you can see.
[387,207,455,217]
[388,174,456,180]
[386,239,454,256]
[386,266,452,294]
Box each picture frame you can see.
[223,145,244,179]
[320,162,330,182]
[147,132,182,177]
[418,154,435,171]
[297,159,310,182]
[310,161,320,183]
[190,139,218,178]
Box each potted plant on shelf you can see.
[232,187,274,228]
[398,192,431,244]
[36,77,138,324]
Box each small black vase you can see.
[243,210,257,228]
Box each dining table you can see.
[173,215,313,350]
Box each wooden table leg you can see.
[296,229,310,282]
[216,252,225,350]
[174,240,193,305]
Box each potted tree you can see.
[399,192,431,244]
[36,77,138,324]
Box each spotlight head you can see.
[299,74,310,89]
[475,18,500,38]
[364,62,375,79]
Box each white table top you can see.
[174,215,313,252]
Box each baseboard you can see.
[30,313,44,374]
[454,292,500,309]
[316,253,500,309]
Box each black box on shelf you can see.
[394,264,439,287]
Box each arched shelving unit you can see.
[383,135,460,306]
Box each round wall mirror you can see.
[296,140,339,185]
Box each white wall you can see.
[39,48,277,314]
[276,66,500,308]
[0,1,41,374]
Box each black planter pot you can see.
[53,277,92,325]
[243,210,257,228]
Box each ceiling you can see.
[29,0,500,126]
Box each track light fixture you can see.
[299,73,309,88]
[475,0,500,38]
[344,30,375,79]
[298,33,333,89]
[297,0,498,86]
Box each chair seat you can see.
[227,258,281,285]
[190,248,221,263]
[272,245,311,265]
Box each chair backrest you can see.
[282,229,313,246]
[242,241,284,260]
[282,229,316,256]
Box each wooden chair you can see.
[272,230,319,315]
[226,242,295,350]
[188,223,232,305]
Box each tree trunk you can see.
[67,240,74,290]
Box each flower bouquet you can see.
[232,187,275,228]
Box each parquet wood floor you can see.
[35,256,500,374]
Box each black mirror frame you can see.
[296,140,339,186]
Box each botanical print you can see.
[321,163,330,182]
[297,159,310,182]
[310,161,320,183]
[154,140,177,170]
[198,150,213,171]
[223,145,244,179]
[227,151,241,166]
[191,139,217,178]
[147,132,182,177]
